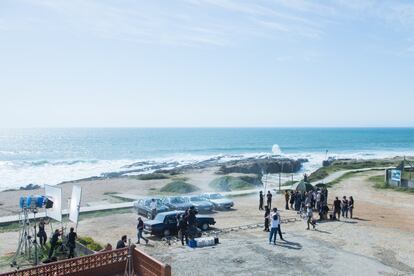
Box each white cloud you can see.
[3,0,414,48]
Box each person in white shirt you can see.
[150,199,157,219]
[267,208,280,245]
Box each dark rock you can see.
[218,158,304,175]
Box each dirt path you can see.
[328,170,414,232]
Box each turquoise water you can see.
[0,128,413,190]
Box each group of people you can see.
[333,196,354,220]
[45,227,78,260]
[259,190,273,210]
[176,206,198,245]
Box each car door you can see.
[165,215,178,233]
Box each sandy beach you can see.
[1,161,414,275]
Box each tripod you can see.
[11,208,41,267]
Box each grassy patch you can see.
[308,159,400,182]
[209,175,261,191]
[78,236,103,251]
[159,181,199,194]
[369,175,414,194]
[0,222,21,233]
[133,173,169,180]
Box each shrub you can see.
[160,181,199,194]
[78,236,103,251]
[209,175,261,191]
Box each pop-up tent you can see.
[292,180,315,192]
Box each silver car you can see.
[202,193,234,210]
[186,195,214,213]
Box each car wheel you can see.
[201,223,209,231]
[163,229,171,237]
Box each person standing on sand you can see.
[267,208,280,245]
[333,197,341,220]
[306,205,316,230]
[341,196,349,218]
[349,196,354,218]
[264,206,270,232]
[267,191,272,209]
[289,191,295,209]
[285,191,290,210]
[136,217,149,245]
[259,191,264,210]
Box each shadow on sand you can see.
[275,240,302,250]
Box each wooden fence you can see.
[0,247,171,276]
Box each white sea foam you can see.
[0,150,412,191]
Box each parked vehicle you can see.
[162,196,193,211]
[143,210,216,237]
[133,198,170,219]
[202,193,234,210]
[186,195,214,213]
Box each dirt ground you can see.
[1,170,414,275]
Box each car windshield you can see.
[145,199,163,207]
[190,196,204,202]
[153,213,166,222]
[170,197,186,204]
[209,194,224,199]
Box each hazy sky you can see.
[1,0,413,127]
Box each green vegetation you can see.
[130,173,169,180]
[209,175,261,191]
[369,175,414,194]
[308,159,400,182]
[78,236,103,251]
[0,221,21,233]
[159,181,199,194]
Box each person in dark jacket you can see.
[37,218,48,246]
[116,235,127,249]
[333,197,341,220]
[266,191,272,209]
[187,207,198,239]
[67,227,77,259]
[136,217,149,245]
[178,215,188,245]
[259,191,264,210]
[349,196,354,218]
[263,206,270,232]
[48,229,61,259]
[289,191,295,209]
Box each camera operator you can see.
[48,229,61,259]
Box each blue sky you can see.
[0,0,413,127]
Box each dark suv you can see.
[143,210,216,237]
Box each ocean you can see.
[0,128,413,191]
